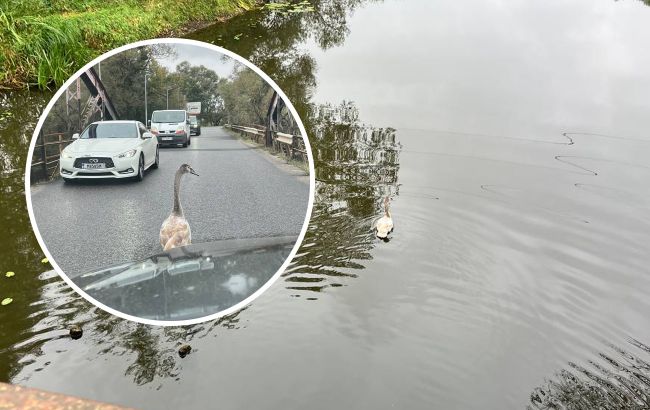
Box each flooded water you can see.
[2,0,650,408]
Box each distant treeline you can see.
[42,45,273,134]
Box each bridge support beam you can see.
[80,67,119,122]
[265,91,279,147]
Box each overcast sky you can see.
[156,44,236,78]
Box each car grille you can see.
[77,172,114,176]
[73,157,115,168]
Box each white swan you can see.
[160,164,199,251]
[375,196,393,240]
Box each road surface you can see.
[30,126,310,278]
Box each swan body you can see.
[160,164,199,251]
[375,197,393,239]
[160,214,192,251]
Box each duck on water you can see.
[160,164,199,251]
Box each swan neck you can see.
[384,197,391,218]
[172,169,184,216]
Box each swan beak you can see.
[189,168,199,176]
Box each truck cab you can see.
[189,115,201,136]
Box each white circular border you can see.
[25,38,316,327]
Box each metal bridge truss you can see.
[65,66,119,131]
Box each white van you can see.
[150,110,191,147]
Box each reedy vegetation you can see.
[0,0,259,89]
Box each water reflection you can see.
[12,269,245,387]
[0,91,53,382]
[1,0,380,398]
[3,0,650,408]
[529,339,650,409]
[283,101,400,296]
[189,0,377,120]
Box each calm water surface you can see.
[2,0,650,408]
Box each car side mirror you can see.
[72,133,80,139]
[142,132,154,139]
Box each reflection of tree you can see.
[189,0,378,121]
[0,91,56,382]
[4,0,385,386]
[529,339,650,409]
[122,325,177,385]
[191,1,401,297]
[283,101,401,295]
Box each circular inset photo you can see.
[26,39,314,325]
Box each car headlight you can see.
[61,151,74,159]
[117,149,137,158]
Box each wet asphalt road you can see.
[30,126,310,277]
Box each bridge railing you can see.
[30,131,73,183]
[225,124,307,163]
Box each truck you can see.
[186,102,202,136]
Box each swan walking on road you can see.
[374,196,394,240]
[160,164,199,251]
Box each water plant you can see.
[265,0,315,13]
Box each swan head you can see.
[179,163,199,176]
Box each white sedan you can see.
[60,120,159,181]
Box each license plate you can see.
[82,163,105,169]
[162,137,173,141]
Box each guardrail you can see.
[228,124,266,144]
[30,131,73,182]
[226,124,307,162]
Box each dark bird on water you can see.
[178,344,192,358]
[69,325,83,340]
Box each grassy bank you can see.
[0,0,259,89]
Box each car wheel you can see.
[197,129,201,136]
[188,136,191,146]
[134,155,144,181]
[152,147,159,169]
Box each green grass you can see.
[0,0,260,89]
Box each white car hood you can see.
[66,138,140,155]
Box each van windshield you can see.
[152,111,185,123]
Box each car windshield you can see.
[190,117,198,125]
[74,236,295,320]
[151,111,185,123]
[80,123,137,139]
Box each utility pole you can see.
[144,73,150,124]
